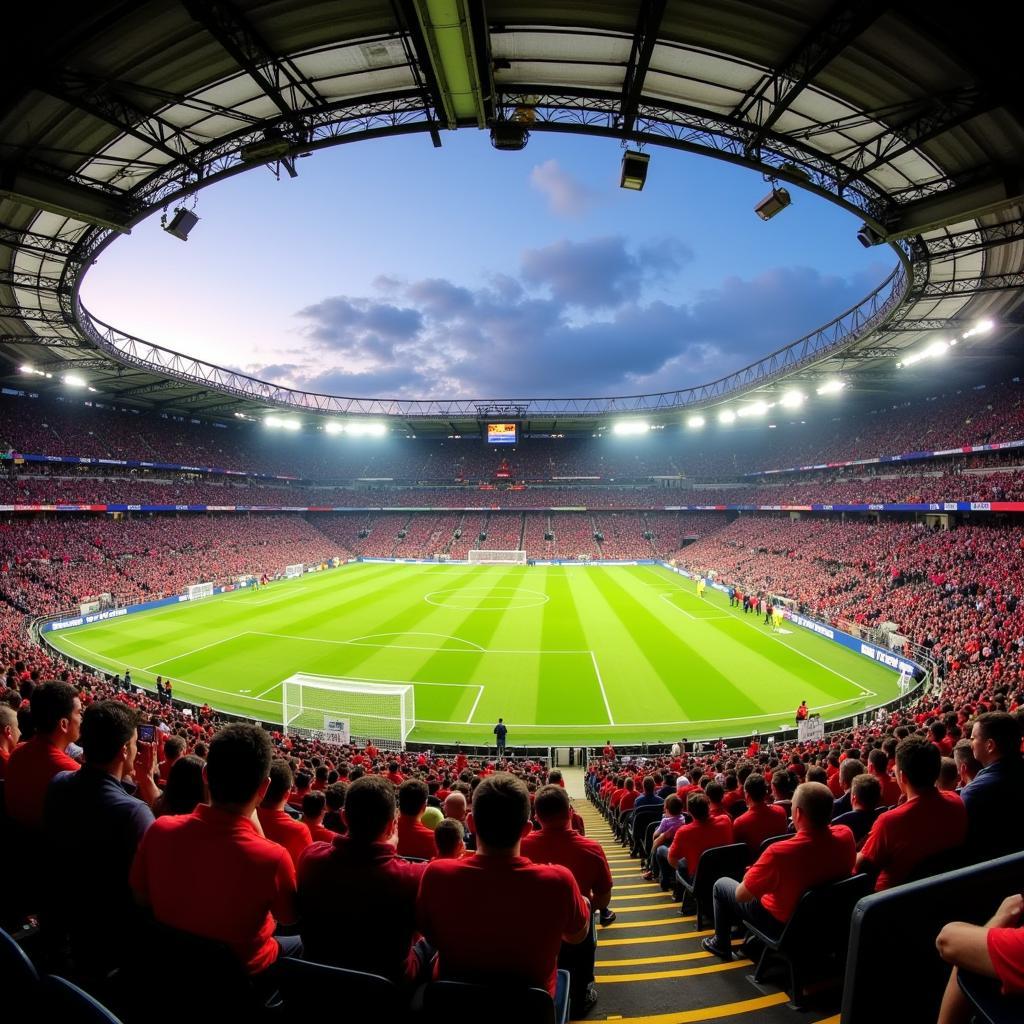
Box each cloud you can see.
[284,251,886,399]
[519,235,692,309]
[529,159,597,217]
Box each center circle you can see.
[423,586,550,611]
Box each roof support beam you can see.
[618,0,667,136]
[732,0,885,157]
[885,169,1024,238]
[0,223,86,260]
[181,0,324,121]
[839,87,996,187]
[916,271,1024,299]
[0,334,84,348]
[923,219,1024,258]
[464,0,495,124]
[111,380,185,398]
[44,72,201,171]
[397,0,484,128]
[0,167,133,232]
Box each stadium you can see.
[2,2,1024,1023]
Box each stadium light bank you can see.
[612,420,650,436]
[897,320,995,369]
[264,415,301,431]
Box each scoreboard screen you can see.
[487,422,518,445]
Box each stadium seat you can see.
[628,806,664,857]
[43,976,123,1024]
[1,926,41,1015]
[841,851,1024,1024]
[742,872,871,1009]
[276,957,404,1020]
[904,845,969,883]
[422,973,571,1024]
[638,818,661,866]
[675,843,749,928]
[958,969,1024,1024]
[758,833,791,854]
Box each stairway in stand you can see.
[572,800,837,1024]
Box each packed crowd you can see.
[4,376,1024,486]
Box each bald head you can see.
[443,790,467,822]
[0,704,19,752]
[792,781,836,830]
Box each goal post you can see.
[284,563,304,579]
[281,673,415,747]
[468,549,527,564]
[186,581,214,601]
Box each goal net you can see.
[468,549,527,564]
[282,673,415,747]
[187,581,214,601]
[285,563,304,579]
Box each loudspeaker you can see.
[164,208,199,241]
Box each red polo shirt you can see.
[257,807,313,869]
[5,736,80,827]
[668,815,735,875]
[130,804,296,974]
[859,788,967,890]
[521,824,613,901]
[418,855,589,997]
[733,802,789,853]
[743,825,855,923]
[870,769,903,808]
[989,926,1024,994]
[297,836,426,982]
[396,814,436,860]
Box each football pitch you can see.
[45,562,900,746]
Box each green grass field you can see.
[45,562,900,746]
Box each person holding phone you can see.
[44,700,158,978]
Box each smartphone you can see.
[138,724,156,743]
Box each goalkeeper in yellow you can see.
[772,605,785,632]
[696,576,707,599]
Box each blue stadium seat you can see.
[958,969,1024,1024]
[1,926,41,1015]
[276,957,404,1020]
[43,976,123,1024]
[422,972,571,1024]
[675,843,749,928]
[842,851,1024,1024]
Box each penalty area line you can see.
[591,651,615,725]
[465,685,485,724]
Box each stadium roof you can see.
[1,0,1022,435]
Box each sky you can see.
[80,130,893,400]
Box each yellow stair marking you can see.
[604,916,695,929]
[596,951,713,968]
[600,929,714,947]
[567,991,791,1023]
[596,959,751,983]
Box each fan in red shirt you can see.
[300,792,338,844]
[937,893,1024,1023]
[5,681,82,828]
[418,773,590,1022]
[867,748,903,808]
[130,724,300,976]
[665,791,734,882]
[0,704,21,782]
[732,773,789,853]
[702,782,855,960]
[395,778,436,860]
[258,760,313,869]
[385,760,405,786]
[857,735,967,891]
[521,785,614,1016]
[296,774,430,983]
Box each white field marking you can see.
[423,586,549,611]
[344,631,485,652]
[142,632,250,671]
[254,680,284,699]
[652,569,879,699]
[415,695,871,730]
[55,636,282,708]
[244,630,591,656]
[659,593,731,621]
[244,586,311,606]
[465,686,485,724]
[591,651,615,725]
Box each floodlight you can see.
[962,319,995,339]
[265,415,301,430]
[163,208,199,241]
[815,379,846,395]
[737,400,770,418]
[324,422,344,435]
[754,186,791,221]
[490,122,529,151]
[686,415,705,428]
[19,363,33,373]
[718,409,736,424]
[63,373,87,387]
[620,150,650,191]
[612,420,649,436]
[856,223,885,247]
[780,390,804,408]
[344,422,387,437]
[239,128,292,163]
